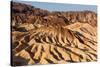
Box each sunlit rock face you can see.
[11,2,97,66]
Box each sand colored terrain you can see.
[11,2,97,66]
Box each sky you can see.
[12,0,97,13]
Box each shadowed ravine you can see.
[11,2,97,66]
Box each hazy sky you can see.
[13,0,97,12]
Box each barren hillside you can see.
[11,2,97,66]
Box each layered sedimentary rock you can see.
[11,2,97,66]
